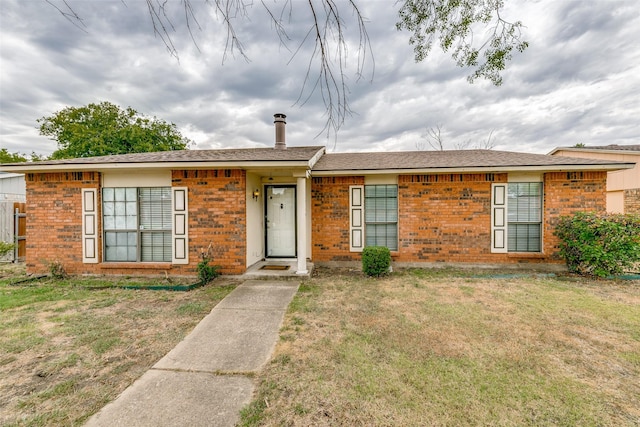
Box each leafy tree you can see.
[398,0,528,86]
[38,102,192,159]
[48,1,528,136]
[0,149,28,163]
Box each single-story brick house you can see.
[549,144,640,214]
[1,115,635,276]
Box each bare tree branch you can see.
[45,0,87,32]
[417,124,444,151]
[45,1,523,136]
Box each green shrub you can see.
[362,246,392,277]
[197,259,220,284]
[197,243,220,284]
[555,211,640,277]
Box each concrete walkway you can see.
[84,280,299,427]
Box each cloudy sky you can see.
[1,0,639,157]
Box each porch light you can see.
[253,189,260,200]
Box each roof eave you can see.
[311,163,635,176]
[0,160,316,173]
[549,147,640,156]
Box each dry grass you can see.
[0,264,238,427]
[241,268,640,426]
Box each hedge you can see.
[555,211,640,277]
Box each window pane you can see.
[115,201,126,216]
[105,231,137,261]
[105,232,116,246]
[104,215,115,230]
[126,216,137,230]
[126,201,137,215]
[126,188,137,201]
[115,216,127,229]
[508,224,541,252]
[141,231,172,262]
[103,188,114,201]
[139,187,172,230]
[103,201,114,216]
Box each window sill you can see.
[507,252,545,259]
[101,262,173,270]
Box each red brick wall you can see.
[171,169,246,275]
[25,172,100,275]
[24,169,247,277]
[624,188,640,214]
[310,171,608,266]
[396,173,506,263]
[311,176,364,261]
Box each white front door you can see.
[265,186,296,257]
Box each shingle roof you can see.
[1,147,633,174]
[312,149,634,172]
[2,146,326,167]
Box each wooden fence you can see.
[0,201,26,262]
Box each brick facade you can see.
[25,169,247,277]
[396,173,507,263]
[171,169,246,275]
[311,176,364,261]
[24,168,608,276]
[624,188,640,214]
[25,172,100,275]
[311,171,607,266]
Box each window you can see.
[103,187,172,262]
[507,183,542,252]
[364,185,398,250]
[491,182,542,253]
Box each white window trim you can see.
[172,187,189,264]
[349,185,364,252]
[82,188,99,263]
[491,184,508,253]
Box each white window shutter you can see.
[82,189,99,263]
[350,185,364,252]
[172,187,189,264]
[491,183,508,253]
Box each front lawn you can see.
[241,268,640,426]
[0,264,237,426]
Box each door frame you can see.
[264,184,297,258]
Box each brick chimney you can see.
[274,113,287,150]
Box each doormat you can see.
[260,265,290,271]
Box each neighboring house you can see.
[0,172,26,201]
[0,115,634,276]
[549,145,640,214]
[0,172,26,262]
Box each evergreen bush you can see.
[362,246,392,277]
[555,211,640,277]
